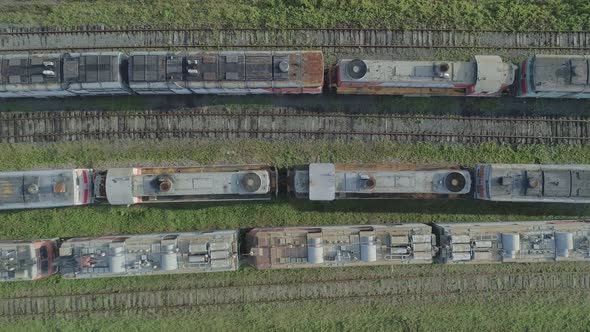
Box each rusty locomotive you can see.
[1,51,588,98]
[1,162,589,211]
[2,219,590,281]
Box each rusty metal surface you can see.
[335,86,467,96]
[301,51,324,86]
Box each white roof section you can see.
[105,168,136,205]
[105,167,272,205]
[60,230,239,278]
[303,164,470,200]
[435,220,590,263]
[473,55,515,94]
[335,170,471,194]
[338,59,474,85]
[337,55,515,95]
[477,163,590,203]
[309,163,336,201]
[0,169,91,210]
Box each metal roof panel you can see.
[309,163,336,201]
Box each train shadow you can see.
[145,198,589,219]
[3,94,590,118]
[0,197,585,219]
[288,199,589,217]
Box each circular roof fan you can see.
[156,175,173,193]
[346,59,368,79]
[444,172,467,193]
[240,172,262,193]
[278,59,290,73]
[363,177,376,189]
[27,183,39,195]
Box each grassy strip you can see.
[1,261,589,298]
[0,139,589,239]
[1,0,589,31]
[1,262,589,331]
[4,292,590,331]
[3,138,590,170]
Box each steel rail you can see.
[2,128,587,142]
[0,270,581,301]
[3,285,588,317]
[3,44,590,53]
[1,111,589,123]
[1,27,589,35]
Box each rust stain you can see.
[301,51,324,87]
[334,163,462,171]
[336,86,466,96]
[137,165,274,175]
[52,183,66,193]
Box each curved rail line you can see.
[1,271,588,317]
[1,109,588,144]
[1,28,589,52]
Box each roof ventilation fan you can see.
[240,172,262,193]
[346,59,368,79]
[444,172,467,193]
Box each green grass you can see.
[2,261,589,298]
[2,0,590,31]
[3,138,590,170]
[2,262,590,331]
[3,291,590,331]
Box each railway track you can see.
[1,28,589,52]
[1,271,588,317]
[1,108,588,144]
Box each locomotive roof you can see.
[104,166,273,205]
[128,50,324,86]
[246,224,433,269]
[433,220,590,263]
[337,55,514,95]
[0,53,61,85]
[0,241,38,281]
[533,54,590,92]
[479,163,590,203]
[58,230,239,278]
[0,169,85,210]
[298,163,471,200]
[435,219,590,231]
[62,52,122,83]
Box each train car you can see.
[0,169,93,210]
[516,54,590,98]
[60,52,129,96]
[474,163,590,203]
[0,53,68,98]
[288,163,471,201]
[331,55,515,96]
[127,50,324,95]
[57,230,239,278]
[433,220,590,264]
[245,224,434,269]
[0,52,129,98]
[94,165,278,205]
[0,239,58,281]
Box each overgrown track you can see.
[1,109,588,144]
[1,28,590,52]
[2,272,588,318]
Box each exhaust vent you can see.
[346,59,368,79]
